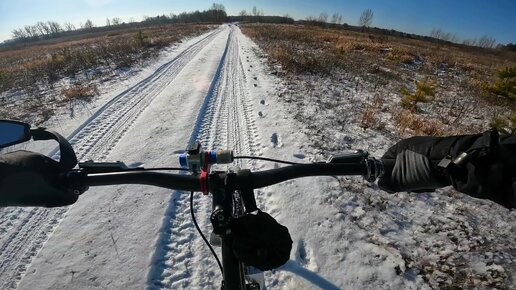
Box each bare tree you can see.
[63,22,76,31]
[318,12,328,23]
[359,9,373,27]
[106,18,111,26]
[35,21,50,36]
[430,28,440,38]
[462,38,477,46]
[211,3,226,22]
[211,3,225,11]
[331,13,340,24]
[82,19,95,29]
[252,6,258,16]
[47,21,62,35]
[24,25,38,38]
[112,17,122,25]
[11,28,27,39]
[239,10,247,16]
[478,35,496,48]
[430,28,451,41]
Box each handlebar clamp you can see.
[363,158,384,182]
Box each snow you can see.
[0,23,514,290]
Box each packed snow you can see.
[0,24,514,290]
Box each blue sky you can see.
[1,0,515,44]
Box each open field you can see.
[241,23,516,139]
[239,23,516,289]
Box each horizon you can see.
[1,0,515,45]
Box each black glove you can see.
[0,150,78,207]
[230,210,292,271]
[378,131,516,208]
[378,136,455,193]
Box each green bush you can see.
[400,78,436,111]
[490,111,516,134]
[483,66,516,101]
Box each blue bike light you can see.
[209,151,217,164]
[179,153,188,167]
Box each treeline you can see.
[141,4,227,25]
[229,16,294,24]
[499,43,516,52]
[296,17,514,50]
[430,28,498,48]
[7,4,227,44]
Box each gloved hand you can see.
[0,150,78,207]
[230,210,292,271]
[378,136,454,193]
[378,131,516,208]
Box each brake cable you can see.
[190,191,224,276]
[233,155,303,165]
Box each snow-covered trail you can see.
[147,25,261,289]
[8,24,271,290]
[2,25,231,289]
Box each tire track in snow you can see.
[147,25,261,289]
[0,27,225,290]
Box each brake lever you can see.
[327,150,369,163]
[79,160,131,173]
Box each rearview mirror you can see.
[0,120,31,148]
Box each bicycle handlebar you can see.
[64,159,383,194]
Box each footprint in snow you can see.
[271,133,282,148]
[258,111,265,118]
[296,239,309,265]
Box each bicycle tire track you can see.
[0,26,225,290]
[147,24,262,289]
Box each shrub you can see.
[393,109,444,136]
[483,66,516,101]
[490,111,516,134]
[400,78,437,111]
[61,83,98,100]
[360,94,385,130]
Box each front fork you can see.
[209,171,262,290]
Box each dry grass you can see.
[393,109,446,136]
[241,23,516,98]
[61,83,98,100]
[242,23,516,137]
[0,24,212,124]
[0,24,212,93]
[360,94,385,130]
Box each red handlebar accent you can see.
[200,151,211,195]
[200,170,209,195]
